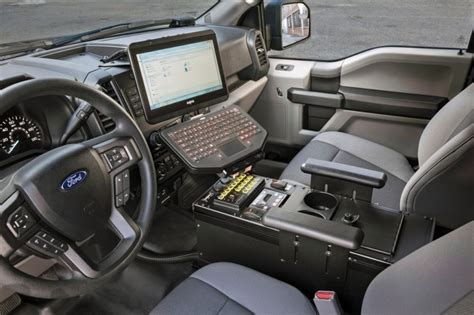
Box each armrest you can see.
[301,158,387,188]
[288,88,343,108]
[263,207,364,250]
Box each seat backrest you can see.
[362,221,474,315]
[400,84,474,229]
[418,83,474,166]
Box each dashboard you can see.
[0,25,269,191]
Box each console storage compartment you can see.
[193,175,434,313]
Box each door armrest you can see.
[288,88,343,108]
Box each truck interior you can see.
[0,0,473,314]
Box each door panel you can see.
[251,47,472,160]
[335,47,471,158]
[250,59,316,146]
[340,47,471,99]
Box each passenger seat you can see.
[281,84,474,229]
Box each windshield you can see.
[0,0,217,45]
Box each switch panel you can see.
[211,174,265,215]
[114,169,130,207]
[125,86,145,117]
[103,147,130,170]
[27,230,68,257]
[7,206,36,238]
[250,188,287,211]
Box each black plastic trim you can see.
[340,87,447,119]
[239,29,269,81]
[311,76,341,94]
[301,158,387,188]
[288,87,343,108]
[262,207,364,250]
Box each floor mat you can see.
[143,206,197,254]
[65,260,194,315]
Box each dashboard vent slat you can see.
[97,112,116,132]
[254,34,267,66]
[97,81,118,133]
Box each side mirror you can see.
[265,1,311,50]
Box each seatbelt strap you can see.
[313,291,343,315]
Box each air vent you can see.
[239,30,269,81]
[96,111,116,133]
[97,81,118,133]
[254,34,268,66]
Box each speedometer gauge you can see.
[0,116,43,156]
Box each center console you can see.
[192,174,434,313]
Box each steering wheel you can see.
[0,79,157,298]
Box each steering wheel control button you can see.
[123,189,130,203]
[7,206,36,238]
[27,231,68,257]
[115,174,124,195]
[114,169,130,208]
[116,194,124,207]
[103,147,130,170]
[123,169,130,189]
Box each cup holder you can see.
[304,191,338,212]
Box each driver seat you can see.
[150,221,473,315]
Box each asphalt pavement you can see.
[1,0,473,60]
[282,0,474,60]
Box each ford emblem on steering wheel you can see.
[60,170,88,191]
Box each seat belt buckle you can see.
[313,290,343,315]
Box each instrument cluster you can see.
[0,115,45,160]
[0,95,82,167]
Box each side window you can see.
[270,0,473,60]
